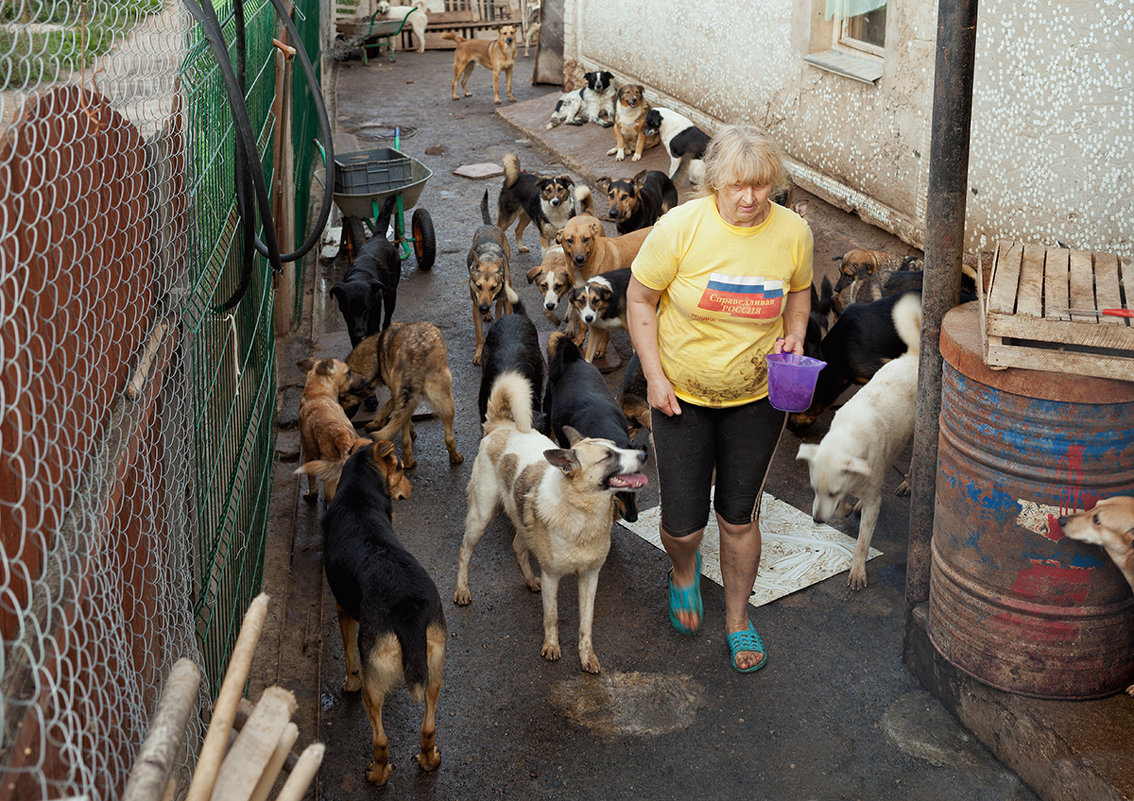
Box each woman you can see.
[627,125,812,673]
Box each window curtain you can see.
[825,0,887,21]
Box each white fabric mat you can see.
[622,492,882,607]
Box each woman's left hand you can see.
[774,334,805,356]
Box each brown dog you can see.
[1059,495,1134,696]
[340,323,463,470]
[556,214,652,281]
[443,26,518,104]
[469,191,519,364]
[295,358,370,503]
[524,245,578,326]
[606,84,659,162]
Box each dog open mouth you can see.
[607,472,648,490]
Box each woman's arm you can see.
[773,286,811,356]
[627,275,681,417]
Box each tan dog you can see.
[1059,495,1134,695]
[339,323,463,470]
[606,84,659,162]
[469,191,519,364]
[295,358,370,503]
[524,245,578,326]
[454,372,648,673]
[556,214,652,281]
[443,26,518,104]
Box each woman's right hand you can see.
[647,376,682,417]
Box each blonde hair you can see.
[700,125,788,197]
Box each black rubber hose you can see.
[232,0,256,313]
[180,0,283,311]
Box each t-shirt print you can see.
[696,273,784,319]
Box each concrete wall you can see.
[563,0,1133,262]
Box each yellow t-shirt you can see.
[631,194,813,408]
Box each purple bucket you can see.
[765,353,826,413]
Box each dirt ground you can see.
[242,45,1054,801]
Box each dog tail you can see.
[502,152,522,190]
[485,370,534,433]
[891,292,923,357]
[440,31,463,43]
[295,458,345,486]
[573,184,594,216]
[389,599,440,698]
[480,188,492,225]
[504,282,520,309]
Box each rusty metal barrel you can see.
[928,303,1134,699]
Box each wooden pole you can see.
[273,744,324,801]
[248,723,299,801]
[185,593,271,801]
[210,686,297,801]
[122,658,201,801]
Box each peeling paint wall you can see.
[564,0,1133,262]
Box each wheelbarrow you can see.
[315,134,436,271]
[334,4,420,64]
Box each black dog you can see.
[544,331,646,522]
[322,439,446,786]
[477,305,547,434]
[617,350,650,444]
[789,289,922,431]
[598,169,678,235]
[332,197,400,348]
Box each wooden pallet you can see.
[978,240,1133,381]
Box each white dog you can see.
[454,372,647,673]
[377,0,428,53]
[546,70,617,129]
[796,292,921,590]
[643,107,711,188]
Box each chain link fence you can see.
[0,0,323,797]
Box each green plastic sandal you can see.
[727,621,767,673]
[668,551,702,635]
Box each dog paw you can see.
[449,451,464,465]
[403,458,417,470]
[606,146,618,156]
[518,244,530,253]
[614,152,625,162]
[415,747,441,772]
[525,575,541,593]
[366,762,394,786]
[342,672,363,693]
[895,479,911,496]
[541,642,561,661]
[454,586,472,606]
[580,653,601,674]
[1127,683,1134,697]
[846,565,868,591]
[630,154,642,162]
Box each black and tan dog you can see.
[497,153,592,253]
[322,439,446,785]
[617,350,650,443]
[332,197,400,348]
[567,267,630,364]
[470,190,520,364]
[443,25,518,104]
[340,322,463,470]
[597,169,678,235]
[544,331,644,523]
[606,84,660,162]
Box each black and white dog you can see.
[546,70,617,129]
[643,107,711,188]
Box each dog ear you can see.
[796,443,817,462]
[589,219,603,238]
[555,229,564,245]
[561,425,585,446]
[526,264,543,283]
[632,169,649,189]
[844,456,873,477]
[330,283,346,302]
[373,439,400,470]
[597,176,611,192]
[544,448,581,476]
[297,358,317,374]
[597,286,613,303]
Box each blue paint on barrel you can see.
[927,304,1134,700]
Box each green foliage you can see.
[0,0,164,88]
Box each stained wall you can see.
[562,0,1133,262]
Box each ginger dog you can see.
[295,358,370,503]
[443,26,518,104]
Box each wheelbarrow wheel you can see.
[343,215,368,263]
[412,208,436,271]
